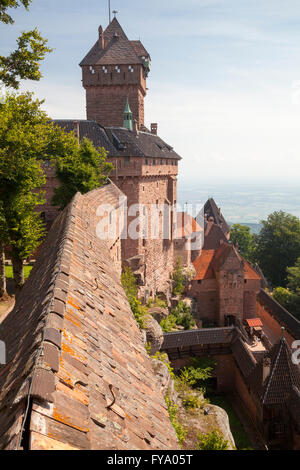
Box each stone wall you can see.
[83,64,146,127]
[256,300,296,347]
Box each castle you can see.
[0,18,300,451]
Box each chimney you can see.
[74,121,80,144]
[133,119,139,136]
[98,25,104,49]
[262,357,271,384]
[151,123,158,135]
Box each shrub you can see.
[196,429,229,450]
[151,351,175,379]
[178,357,215,390]
[121,267,146,329]
[160,314,178,333]
[182,393,201,409]
[165,395,187,446]
[172,258,185,296]
[160,300,195,332]
[147,295,167,309]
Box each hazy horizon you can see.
[177,179,300,224]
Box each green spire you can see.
[123,98,133,131]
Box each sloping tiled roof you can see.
[258,289,300,340]
[0,183,178,450]
[105,128,182,160]
[162,327,235,349]
[80,18,149,67]
[175,212,202,239]
[192,244,261,282]
[203,198,230,235]
[244,260,262,280]
[53,120,119,157]
[261,337,300,405]
[130,40,149,58]
[246,335,300,408]
[52,121,181,162]
[193,249,215,280]
[246,318,263,328]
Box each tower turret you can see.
[80,18,151,128]
[123,98,133,131]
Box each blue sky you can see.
[2,0,300,185]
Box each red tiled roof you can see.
[0,183,178,450]
[193,249,216,280]
[246,318,263,328]
[130,40,149,58]
[244,261,261,280]
[193,243,262,281]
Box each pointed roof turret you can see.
[246,334,300,411]
[80,18,150,67]
[261,335,300,405]
[123,98,133,131]
[201,198,230,237]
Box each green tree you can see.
[255,211,300,287]
[0,0,51,296]
[273,286,292,309]
[51,137,113,210]
[0,1,31,24]
[0,202,8,298]
[196,429,229,450]
[0,0,52,89]
[160,300,195,332]
[272,259,300,319]
[230,224,255,260]
[0,92,50,289]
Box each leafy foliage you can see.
[160,300,195,332]
[273,257,300,319]
[171,258,185,296]
[151,351,176,379]
[121,267,147,329]
[230,224,255,261]
[165,395,187,446]
[52,137,113,209]
[196,429,229,450]
[0,0,31,24]
[178,357,215,389]
[182,393,201,410]
[0,92,52,285]
[146,295,167,309]
[0,29,52,88]
[255,211,300,287]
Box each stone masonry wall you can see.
[85,84,145,128]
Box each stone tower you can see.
[80,18,150,128]
[77,19,182,298]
